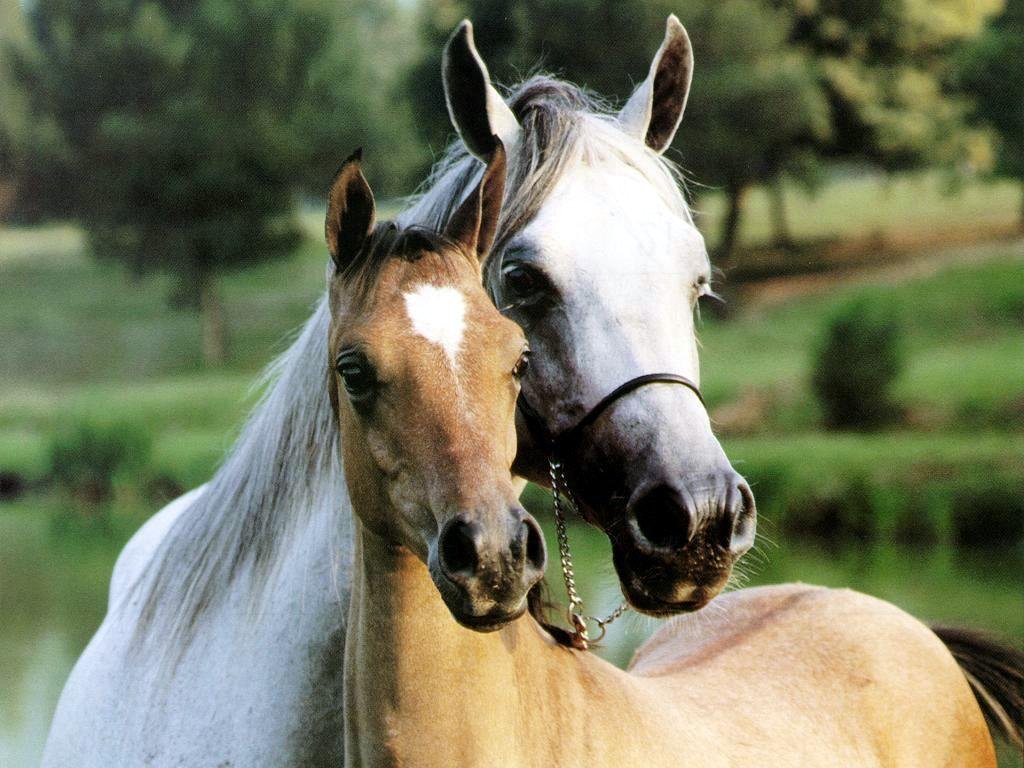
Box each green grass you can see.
[699,249,1024,429]
[0,232,327,384]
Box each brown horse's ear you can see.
[445,139,507,263]
[326,148,376,272]
[618,15,693,153]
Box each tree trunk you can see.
[716,183,749,269]
[199,271,228,366]
[768,176,794,249]
[1019,181,1024,233]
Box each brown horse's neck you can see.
[344,520,544,767]
[343,517,662,768]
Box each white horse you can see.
[44,18,755,766]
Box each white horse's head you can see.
[435,18,755,616]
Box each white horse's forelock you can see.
[135,75,694,650]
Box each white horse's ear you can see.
[443,20,521,160]
[618,15,694,154]
[325,148,376,272]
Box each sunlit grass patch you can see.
[695,170,1021,248]
[0,223,86,267]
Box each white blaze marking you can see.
[403,284,466,367]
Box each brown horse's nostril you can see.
[439,509,546,596]
[438,515,481,583]
[628,484,696,552]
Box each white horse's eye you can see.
[694,274,715,299]
[503,263,541,298]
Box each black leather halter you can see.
[517,373,706,456]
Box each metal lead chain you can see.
[549,458,629,651]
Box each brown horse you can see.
[326,144,1022,768]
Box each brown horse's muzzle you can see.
[432,506,547,631]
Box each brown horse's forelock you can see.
[337,222,464,305]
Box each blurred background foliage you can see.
[0,1,1022,765]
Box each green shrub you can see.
[812,300,903,430]
[48,418,152,505]
[951,485,1024,549]
[892,488,948,547]
[777,475,877,543]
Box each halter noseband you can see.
[517,372,706,455]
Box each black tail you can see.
[932,624,1024,751]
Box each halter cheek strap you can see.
[517,371,705,650]
[517,372,705,455]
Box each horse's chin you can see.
[430,573,528,632]
[611,545,732,617]
[450,604,527,633]
[620,579,717,617]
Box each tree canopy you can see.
[957,0,1024,223]
[3,0,1013,296]
[774,0,1001,170]
[9,0,416,363]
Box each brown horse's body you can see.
[324,144,1002,768]
[345,531,994,768]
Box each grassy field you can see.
[700,247,1024,426]
[694,169,1022,247]
[1,170,1021,508]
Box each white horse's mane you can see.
[136,75,693,646]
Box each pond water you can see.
[1,501,1022,767]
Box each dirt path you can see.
[735,234,1024,313]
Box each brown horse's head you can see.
[325,145,545,631]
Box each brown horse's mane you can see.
[527,581,577,648]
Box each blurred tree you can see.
[771,0,1000,171]
[294,0,421,196]
[673,1,829,264]
[8,0,416,364]
[406,0,829,266]
[0,0,31,219]
[957,0,1024,228]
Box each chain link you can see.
[549,458,629,650]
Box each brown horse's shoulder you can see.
[628,583,993,766]
[627,583,825,674]
[628,583,953,687]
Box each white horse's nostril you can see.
[628,483,696,551]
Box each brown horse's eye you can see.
[337,350,377,403]
[512,349,531,379]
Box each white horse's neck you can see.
[343,520,680,768]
